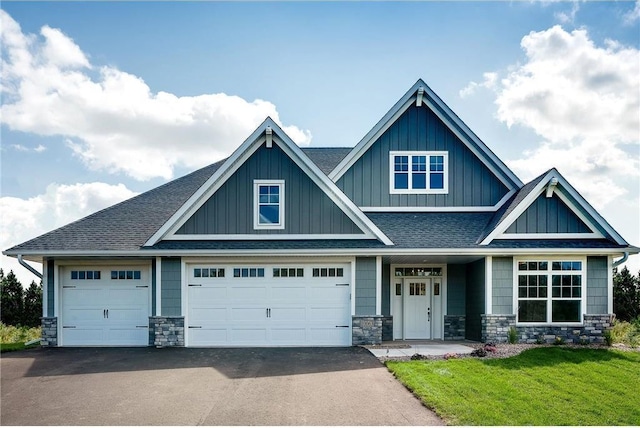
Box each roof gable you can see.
[145,118,393,245]
[329,79,523,194]
[479,168,628,245]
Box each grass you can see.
[386,347,640,426]
[0,323,41,353]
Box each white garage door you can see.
[60,267,150,346]
[187,263,351,346]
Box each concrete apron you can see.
[364,341,475,358]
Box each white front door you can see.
[403,279,431,339]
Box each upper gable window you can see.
[389,151,448,194]
[254,180,285,230]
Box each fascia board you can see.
[143,119,275,246]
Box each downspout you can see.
[612,252,629,268]
[17,255,43,279]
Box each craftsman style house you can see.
[5,80,637,347]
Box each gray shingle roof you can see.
[302,147,351,175]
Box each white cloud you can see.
[554,1,580,24]
[462,25,639,209]
[7,143,46,153]
[459,72,498,98]
[0,182,138,286]
[0,10,312,181]
[623,0,640,25]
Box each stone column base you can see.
[41,317,58,347]
[352,315,383,345]
[444,315,465,340]
[149,316,185,347]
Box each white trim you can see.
[485,256,493,315]
[181,258,188,346]
[42,260,48,317]
[350,258,357,316]
[253,179,285,230]
[54,261,60,345]
[376,256,382,315]
[155,257,162,316]
[497,233,602,240]
[359,189,517,213]
[145,118,392,247]
[329,80,522,191]
[7,247,636,259]
[607,256,613,314]
[481,169,625,246]
[164,233,371,241]
[389,151,449,195]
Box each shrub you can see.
[507,326,518,344]
[0,323,41,344]
[609,318,640,348]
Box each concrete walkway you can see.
[365,341,476,358]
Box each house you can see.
[5,79,638,348]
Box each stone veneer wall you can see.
[381,316,393,342]
[41,317,57,347]
[482,314,614,344]
[149,316,184,347]
[352,315,383,345]
[444,315,466,340]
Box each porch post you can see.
[485,256,493,315]
[375,256,382,315]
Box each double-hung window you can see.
[516,259,585,324]
[390,151,448,194]
[254,180,285,230]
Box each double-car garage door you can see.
[59,262,351,347]
[187,263,351,347]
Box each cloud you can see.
[623,0,640,25]
[0,182,138,286]
[459,72,498,98]
[0,10,312,181]
[462,25,639,209]
[7,143,46,153]
[554,1,580,24]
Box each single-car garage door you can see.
[187,263,351,346]
[60,266,150,346]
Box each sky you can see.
[1,1,639,286]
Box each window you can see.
[110,270,141,280]
[71,270,101,280]
[254,180,285,229]
[312,267,344,277]
[390,152,448,194]
[516,259,584,324]
[194,268,225,278]
[233,267,265,278]
[273,268,304,278]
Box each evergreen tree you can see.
[613,267,640,322]
[1,270,25,326]
[22,280,43,327]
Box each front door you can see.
[403,279,431,339]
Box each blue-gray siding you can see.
[465,259,485,341]
[47,259,54,317]
[336,104,509,207]
[382,263,391,316]
[506,193,590,234]
[177,143,362,235]
[492,257,513,314]
[587,256,608,314]
[355,257,376,315]
[447,264,466,316]
[161,257,182,316]
[151,258,157,316]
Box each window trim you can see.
[389,151,449,195]
[513,257,586,326]
[253,180,285,230]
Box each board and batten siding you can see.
[492,257,513,314]
[177,143,362,235]
[586,256,608,314]
[447,264,466,316]
[506,193,590,234]
[336,104,509,208]
[465,259,485,341]
[47,259,54,317]
[161,257,182,316]
[355,257,377,315]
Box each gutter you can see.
[17,255,43,279]
[612,252,629,268]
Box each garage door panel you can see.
[63,308,104,323]
[187,263,351,346]
[62,327,105,345]
[63,288,102,306]
[105,327,148,345]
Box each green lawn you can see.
[386,347,640,426]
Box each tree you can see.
[1,269,25,326]
[613,266,640,322]
[22,280,43,327]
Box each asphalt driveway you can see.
[1,347,442,426]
